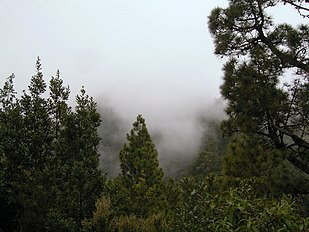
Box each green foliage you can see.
[173,176,309,232]
[270,160,309,195]
[111,213,168,232]
[223,134,283,178]
[53,86,105,229]
[110,115,167,217]
[222,133,309,196]
[82,196,112,232]
[2,58,306,231]
[208,0,309,179]
[0,58,105,231]
[45,208,77,232]
[190,119,229,177]
[119,115,164,186]
[83,196,168,232]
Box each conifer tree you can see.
[120,115,163,187]
[191,120,229,177]
[111,115,166,217]
[0,74,24,231]
[208,0,309,176]
[0,58,105,231]
[55,87,105,230]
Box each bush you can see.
[173,177,309,231]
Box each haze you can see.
[0,1,302,176]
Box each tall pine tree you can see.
[208,0,309,177]
[120,115,163,187]
[110,115,166,217]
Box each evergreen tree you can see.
[18,58,54,231]
[110,115,166,217]
[0,58,105,231]
[208,0,309,177]
[120,115,164,187]
[223,134,281,178]
[0,74,24,231]
[55,87,105,230]
[191,119,229,177]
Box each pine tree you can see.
[223,134,280,178]
[110,115,166,217]
[208,0,309,176]
[120,115,163,187]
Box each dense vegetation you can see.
[1,0,308,231]
[0,59,105,231]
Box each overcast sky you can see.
[1,0,229,106]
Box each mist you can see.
[0,0,230,177]
[97,90,227,177]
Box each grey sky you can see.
[1,1,227,102]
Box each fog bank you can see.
[97,91,226,177]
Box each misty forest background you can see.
[1,1,309,231]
